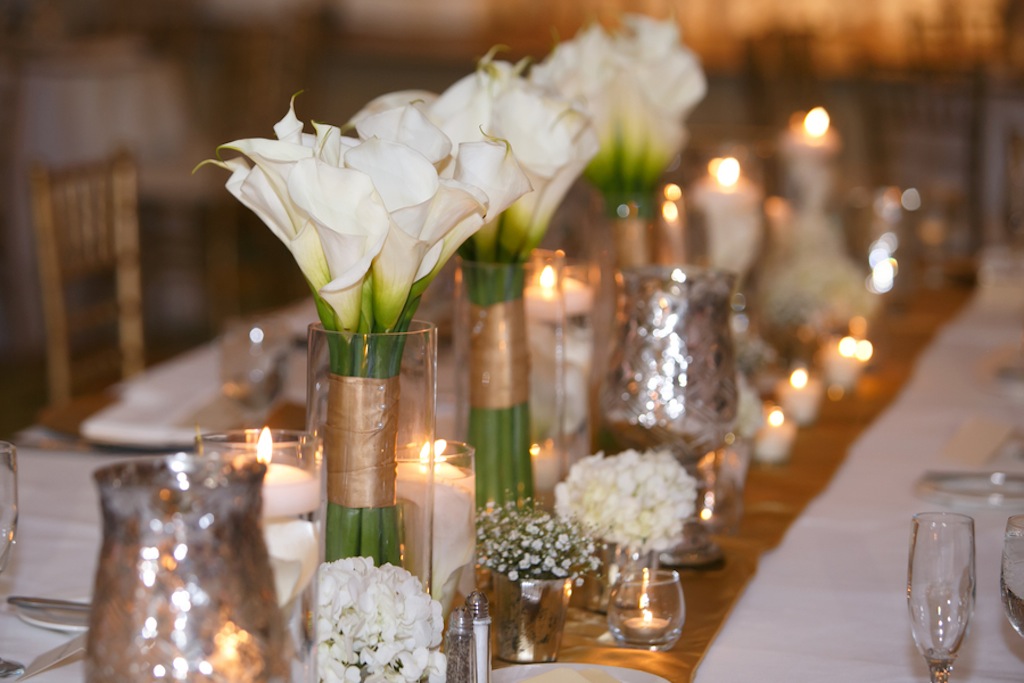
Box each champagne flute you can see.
[0,443,23,676]
[1000,515,1024,638]
[907,512,975,683]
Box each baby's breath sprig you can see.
[476,500,598,582]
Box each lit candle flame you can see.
[642,609,653,626]
[710,157,740,189]
[838,336,858,358]
[664,183,682,202]
[256,427,273,465]
[804,107,830,139]
[768,407,785,428]
[854,339,874,362]
[662,200,679,222]
[419,439,448,466]
[790,367,809,390]
[539,265,557,292]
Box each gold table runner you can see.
[549,285,973,680]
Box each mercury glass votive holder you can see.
[607,569,685,651]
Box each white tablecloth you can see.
[4,282,1024,680]
[697,282,1024,682]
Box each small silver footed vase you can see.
[599,265,739,568]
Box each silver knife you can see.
[7,596,91,614]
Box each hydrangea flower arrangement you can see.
[317,557,446,683]
[476,501,599,582]
[554,449,697,554]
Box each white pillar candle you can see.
[531,439,562,495]
[689,156,763,280]
[395,440,476,612]
[524,266,594,322]
[256,428,320,518]
[754,405,797,464]
[776,367,824,426]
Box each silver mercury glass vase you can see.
[600,265,738,567]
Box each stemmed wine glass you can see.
[1000,515,1024,640]
[907,512,975,683]
[0,443,23,676]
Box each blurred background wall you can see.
[1,0,1021,362]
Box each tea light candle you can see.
[621,610,672,638]
[822,336,873,391]
[256,428,320,518]
[776,367,824,426]
[754,405,797,464]
[524,265,594,322]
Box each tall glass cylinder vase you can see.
[454,259,532,510]
[306,322,436,593]
[599,266,738,567]
[196,429,324,683]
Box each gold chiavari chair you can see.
[30,150,145,407]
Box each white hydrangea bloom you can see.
[555,449,697,553]
[317,558,446,683]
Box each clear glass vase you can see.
[306,322,436,592]
[575,541,658,614]
[86,454,286,682]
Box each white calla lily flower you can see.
[359,56,595,263]
[531,14,707,196]
[205,96,530,332]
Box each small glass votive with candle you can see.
[607,569,685,651]
[821,335,873,392]
[754,404,797,465]
[396,439,476,617]
[197,427,323,683]
[776,366,824,426]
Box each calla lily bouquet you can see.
[202,96,530,563]
[531,14,707,200]
[355,53,599,509]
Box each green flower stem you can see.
[462,260,533,509]
[323,328,409,566]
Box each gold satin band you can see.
[324,373,399,508]
[468,299,529,409]
[614,217,651,269]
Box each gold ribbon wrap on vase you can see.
[468,300,530,410]
[613,215,652,269]
[324,373,400,509]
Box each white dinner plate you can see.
[14,602,89,634]
[916,470,1024,510]
[493,663,669,683]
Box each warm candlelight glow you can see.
[838,336,858,358]
[419,439,448,467]
[256,427,273,464]
[641,609,654,626]
[804,107,830,138]
[663,183,682,202]
[854,339,874,362]
[790,368,809,390]
[849,316,868,338]
[662,200,680,222]
[710,156,740,188]
[768,407,786,428]
[539,264,557,291]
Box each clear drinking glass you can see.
[0,443,24,675]
[220,316,290,425]
[907,512,975,683]
[1001,515,1024,639]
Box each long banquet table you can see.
[4,275,1023,681]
